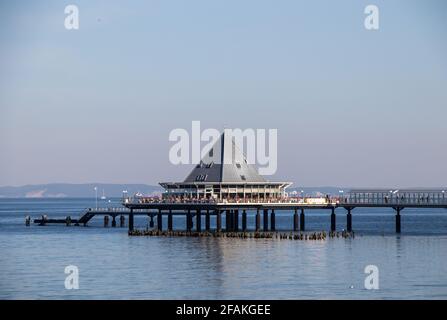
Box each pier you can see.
[33,189,447,234]
[32,132,447,235]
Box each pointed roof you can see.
[183,131,266,183]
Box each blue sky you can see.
[0,0,446,187]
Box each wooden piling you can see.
[216,210,222,232]
[396,208,401,233]
[242,210,247,231]
[263,209,269,231]
[186,210,192,231]
[347,209,352,232]
[270,210,276,231]
[157,210,162,231]
[111,215,116,227]
[120,215,125,228]
[234,210,239,231]
[25,215,31,226]
[196,209,201,232]
[168,210,173,231]
[149,214,154,228]
[205,209,210,231]
[300,209,305,231]
[256,209,261,231]
[293,209,299,231]
[330,208,336,232]
[129,209,134,231]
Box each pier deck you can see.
[32,189,447,234]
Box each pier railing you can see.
[122,196,338,206]
[341,189,447,206]
[122,189,447,207]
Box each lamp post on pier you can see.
[339,190,344,204]
[94,186,98,210]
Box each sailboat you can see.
[100,189,106,200]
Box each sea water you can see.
[1,198,447,299]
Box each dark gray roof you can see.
[184,131,266,183]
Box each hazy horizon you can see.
[1,0,446,188]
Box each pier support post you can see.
[256,209,261,231]
[347,208,352,232]
[216,210,222,232]
[149,214,154,228]
[186,210,192,232]
[395,208,401,233]
[263,209,269,231]
[300,209,305,231]
[293,209,299,231]
[111,215,116,227]
[196,210,201,232]
[157,210,162,231]
[242,210,247,231]
[168,210,173,231]
[120,215,125,228]
[270,209,276,231]
[205,210,210,231]
[234,210,239,231]
[330,208,336,232]
[129,209,134,232]
[226,210,231,231]
[104,215,109,227]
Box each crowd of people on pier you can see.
[128,195,339,205]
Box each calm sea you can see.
[1,198,447,299]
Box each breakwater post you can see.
[293,209,299,231]
[347,209,352,232]
[300,209,305,231]
[331,208,336,232]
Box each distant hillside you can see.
[0,183,163,198]
[0,183,347,198]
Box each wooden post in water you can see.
[157,210,162,231]
[263,209,269,231]
[242,210,247,231]
[293,209,299,231]
[104,215,109,227]
[168,210,173,231]
[216,210,222,232]
[111,215,116,227]
[347,208,352,232]
[396,208,401,233]
[186,210,192,232]
[196,209,201,232]
[256,209,261,231]
[129,209,134,231]
[225,210,231,231]
[205,209,210,231]
[270,209,276,231]
[149,213,154,228]
[300,209,305,231]
[330,208,336,232]
[234,210,239,231]
[120,215,125,228]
